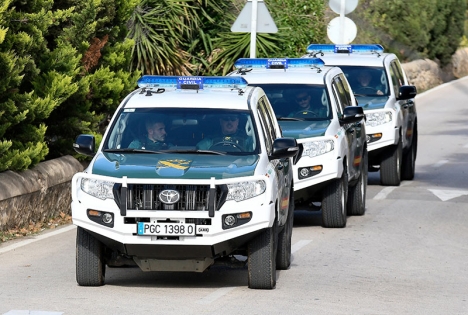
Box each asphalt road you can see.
[1,77,468,315]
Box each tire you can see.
[347,149,368,216]
[322,167,348,228]
[248,223,277,289]
[76,227,106,286]
[380,138,402,186]
[402,127,418,180]
[276,190,294,270]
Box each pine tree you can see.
[0,0,76,171]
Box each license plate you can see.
[137,222,195,236]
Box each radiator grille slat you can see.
[126,184,218,211]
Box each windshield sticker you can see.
[123,108,135,112]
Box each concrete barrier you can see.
[0,156,83,232]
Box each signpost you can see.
[231,0,278,58]
[327,0,359,44]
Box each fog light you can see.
[224,215,236,226]
[300,168,310,177]
[102,213,113,224]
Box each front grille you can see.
[125,184,226,211]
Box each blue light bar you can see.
[306,44,384,54]
[234,58,324,69]
[137,76,248,89]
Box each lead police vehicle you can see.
[304,44,418,186]
[71,75,299,289]
[229,58,367,228]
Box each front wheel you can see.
[276,190,294,270]
[76,227,106,286]
[402,127,418,180]
[248,223,277,289]
[380,138,402,186]
[347,149,368,216]
[322,168,348,228]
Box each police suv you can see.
[304,44,418,186]
[229,58,367,228]
[71,76,299,289]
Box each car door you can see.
[332,75,359,179]
[389,60,411,148]
[257,96,291,226]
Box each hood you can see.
[279,120,331,139]
[91,152,259,179]
[355,96,389,111]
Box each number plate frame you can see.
[137,222,196,236]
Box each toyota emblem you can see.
[159,189,180,204]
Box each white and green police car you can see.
[305,44,418,186]
[229,58,367,228]
[71,76,299,289]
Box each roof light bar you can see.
[137,76,248,89]
[234,58,324,69]
[306,44,384,54]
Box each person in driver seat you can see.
[355,70,384,95]
[196,114,251,151]
[288,90,326,118]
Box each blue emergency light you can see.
[137,76,248,89]
[234,58,325,69]
[306,44,384,54]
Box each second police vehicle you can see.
[304,44,418,186]
[229,58,368,228]
[71,75,299,289]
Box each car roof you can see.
[122,86,257,110]
[304,52,397,68]
[231,66,341,85]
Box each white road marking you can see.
[433,160,448,168]
[197,287,237,305]
[428,189,468,201]
[291,240,312,254]
[373,181,411,200]
[3,311,63,315]
[0,225,76,255]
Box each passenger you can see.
[128,116,172,150]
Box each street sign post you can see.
[231,0,278,58]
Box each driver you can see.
[197,114,250,151]
[288,90,325,118]
[355,70,384,95]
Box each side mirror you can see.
[270,137,299,160]
[73,134,96,156]
[340,106,365,125]
[397,85,417,100]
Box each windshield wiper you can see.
[103,148,164,154]
[277,116,304,121]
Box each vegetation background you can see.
[0,0,467,173]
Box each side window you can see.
[338,73,354,105]
[260,96,278,140]
[391,60,406,86]
[333,76,351,111]
[389,63,400,96]
[331,83,344,116]
[257,100,273,154]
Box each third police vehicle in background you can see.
[230,58,367,228]
[305,44,418,186]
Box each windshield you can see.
[104,108,260,155]
[338,66,390,97]
[251,84,332,120]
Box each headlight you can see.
[366,111,392,127]
[81,178,115,200]
[302,140,334,158]
[226,180,266,202]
